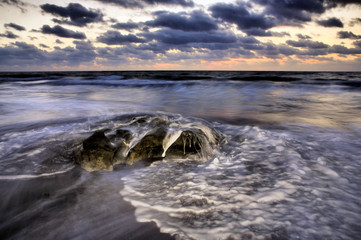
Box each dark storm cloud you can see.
[242,29,290,37]
[40,3,103,27]
[209,0,360,34]
[254,42,299,58]
[253,0,325,23]
[325,0,361,7]
[41,25,86,39]
[0,0,28,12]
[297,34,312,40]
[94,0,194,8]
[135,33,258,55]
[0,31,18,39]
[51,41,96,65]
[329,44,361,54]
[39,44,49,48]
[287,40,330,49]
[337,31,361,39]
[97,30,146,45]
[350,18,361,26]
[4,23,26,31]
[0,42,45,66]
[317,17,344,27]
[253,38,361,58]
[111,22,140,31]
[353,41,361,48]
[146,11,218,32]
[0,41,96,67]
[145,29,237,45]
[210,2,275,34]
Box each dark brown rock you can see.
[77,130,116,171]
[166,130,203,157]
[116,129,132,141]
[126,127,167,164]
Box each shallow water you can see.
[0,71,361,239]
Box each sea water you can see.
[0,71,360,239]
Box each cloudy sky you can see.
[0,0,361,71]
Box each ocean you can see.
[0,71,360,240]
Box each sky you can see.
[0,0,361,71]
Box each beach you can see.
[1,71,361,240]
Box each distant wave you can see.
[1,71,360,89]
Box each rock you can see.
[270,226,288,240]
[126,127,219,164]
[166,130,203,157]
[76,130,116,171]
[126,127,167,164]
[75,115,222,170]
[264,226,288,240]
[116,129,132,141]
[241,231,255,240]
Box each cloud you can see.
[0,0,28,12]
[145,29,237,45]
[353,40,361,48]
[286,40,329,49]
[146,10,218,32]
[297,34,312,40]
[329,44,361,54]
[0,42,45,65]
[111,22,140,31]
[134,33,258,56]
[40,3,103,27]
[0,41,96,67]
[39,44,49,48]
[317,17,343,27]
[210,0,360,33]
[41,25,86,39]
[242,29,290,37]
[350,18,361,27]
[0,31,18,39]
[337,31,361,39]
[56,39,63,44]
[253,0,325,23]
[97,30,146,45]
[325,0,361,7]
[4,22,26,31]
[94,0,194,8]
[210,2,276,35]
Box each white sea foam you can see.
[120,124,361,240]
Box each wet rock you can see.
[76,130,116,171]
[115,129,132,141]
[241,231,255,240]
[166,130,203,157]
[179,196,209,207]
[225,234,236,240]
[265,226,288,240]
[75,115,221,170]
[126,127,220,164]
[127,127,167,164]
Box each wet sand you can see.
[0,167,174,240]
